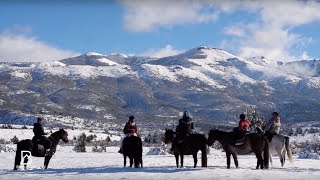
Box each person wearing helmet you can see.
[118,116,137,154]
[171,111,194,152]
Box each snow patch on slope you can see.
[96,58,118,66]
[85,52,104,56]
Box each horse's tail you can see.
[285,136,293,164]
[263,136,270,169]
[135,137,143,168]
[14,142,21,170]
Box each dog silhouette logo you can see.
[21,151,32,166]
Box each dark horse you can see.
[123,135,143,168]
[208,129,269,169]
[164,129,208,168]
[14,128,69,170]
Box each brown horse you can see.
[14,128,69,170]
[208,129,269,169]
[164,129,208,168]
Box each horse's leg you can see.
[14,144,21,170]
[180,155,184,168]
[44,156,52,169]
[255,153,263,169]
[141,158,143,168]
[270,155,273,167]
[123,155,127,167]
[281,150,286,167]
[135,156,142,168]
[129,157,133,168]
[201,148,208,168]
[23,156,29,170]
[193,153,198,168]
[226,152,231,169]
[174,153,179,168]
[232,153,238,168]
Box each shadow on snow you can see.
[1,166,202,175]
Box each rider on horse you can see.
[118,116,137,154]
[233,114,251,145]
[171,110,194,152]
[265,112,281,141]
[32,117,52,149]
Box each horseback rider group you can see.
[116,110,281,154]
[31,110,281,155]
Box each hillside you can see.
[0,46,319,129]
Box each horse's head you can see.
[164,129,175,144]
[208,129,221,146]
[58,128,69,143]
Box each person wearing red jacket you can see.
[238,114,251,132]
[118,116,137,154]
[232,114,250,145]
[123,116,137,135]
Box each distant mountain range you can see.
[0,46,319,128]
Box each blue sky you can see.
[0,0,320,62]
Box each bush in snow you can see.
[85,134,97,143]
[146,143,168,155]
[106,136,111,142]
[92,141,107,153]
[1,124,13,129]
[0,138,9,144]
[10,136,19,144]
[297,137,320,159]
[0,144,15,153]
[245,108,267,131]
[73,132,86,152]
[144,132,163,146]
[21,125,28,129]
[299,152,319,160]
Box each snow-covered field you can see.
[1,124,320,179]
[0,146,319,180]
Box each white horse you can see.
[269,134,293,167]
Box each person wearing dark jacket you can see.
[171,111,194,152]
[118,116,138,154]
[33,117,52,149]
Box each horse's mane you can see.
[50,128,65,139]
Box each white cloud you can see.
[120,0,219,32]
[0,32,79,62]
[221,0,320,61]
[121,0,320,61]
[142,45,183,58]
[224,25,246,37]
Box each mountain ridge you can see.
[0,46,319,129]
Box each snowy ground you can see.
[0,146,319,180]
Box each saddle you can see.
[32,136,52,157]
[264,131,274,142]
[232,131,248,146]
[32,138,46,157]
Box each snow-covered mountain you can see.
[0,46,319,128]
